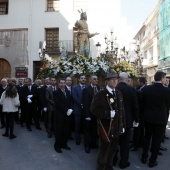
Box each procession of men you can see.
[0,71,170,170]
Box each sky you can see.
[120,0,159,47]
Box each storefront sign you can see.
[15,67,28,78]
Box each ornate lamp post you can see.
[96,29,119,62]
[130,41,143,76]
[104,29,118,58]
[96,42,101,58]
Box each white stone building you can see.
[0,0,121,80]
[133,0,162,84]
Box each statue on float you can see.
[74,9,99,56]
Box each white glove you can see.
[43,107,47,112]
[110,110,115,118]
[67,109,73,116]
[133,121,139,127]
[122,128,125,133]
[27,95,33,98]
[27,98,32,104]
[85,117,91,121]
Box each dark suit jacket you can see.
[0,86,6,97]
[136,85,147,119]
[142,83,170,124]
[72,84,86,115]
[82,85,100,118]
[53,88,73,123]
[20,85,38,107]
[116,82,139,128]
[46,86,57,112]
[39,85,49,109]
[91,88,126,137]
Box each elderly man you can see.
[114,72,139,169]
[91,71,126,170]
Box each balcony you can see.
[44,40,74,55]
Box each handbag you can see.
[97,119,110,143]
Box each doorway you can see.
[0,58,11,80]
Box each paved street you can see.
[0,120,170,170]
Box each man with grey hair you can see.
[113,72,139,169]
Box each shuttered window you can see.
[0,2,8,15]
[47,0,60,12]
[46,28,59,52]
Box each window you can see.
[0,1,8,15]
[46,28,59,53]
[47,0,60,12]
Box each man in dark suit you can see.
[72,74,86,145]
[16,78,25,127]
[82,74,100,153]
[130,77,146,151]
[65,76,74,140]
[114,72,139,169]
[91,71,126,170]
[141,71,170,168]
[20,78,41,131]
[53,78,73,153]
[32,79,42,121]
[39,77,51,130]
[0,78,8,128]
[46,77,57,138]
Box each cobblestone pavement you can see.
[0,120,170,170]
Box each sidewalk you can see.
[0,120,170,170]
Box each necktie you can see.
[62,89,67,98]
[93,86,97,95]
[28,86,31,92]
[53,86,55,91]
[112,90,116,98]
[81,85,85,90]
[68,87,71,94]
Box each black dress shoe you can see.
[119,162,130,169]
[91,144,99,149]
[27,128,32,131]
[69,136,74,140]
[164,135,169,139]
[85,147,90,153]
[0,125,5,129]
[48,132,52,138]
[61,145,71,150]
[141,158,147,164]
[158,151,163,156]
[9,134,17,139]
[129,146,137,151]
[149,161,158,168]
[55,147,62,153]
[160,146,167,151]
[2,133,9,137]
[113,156,118,166]
[36,126,42,130]
[76,138,81,145]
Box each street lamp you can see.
[132,41,143,76]
[96,42,101,57]
[104,30,118,57]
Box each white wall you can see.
[0,0,121,78]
